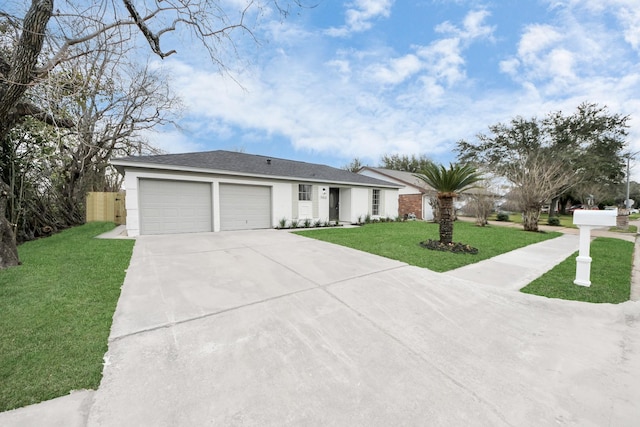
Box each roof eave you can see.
[360,166,429,192]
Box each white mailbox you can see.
[572,209,617,287]
[573,209,617,227]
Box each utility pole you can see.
[625,151,640,209]
[627,154,631,208]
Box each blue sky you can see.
[144,0,640,172]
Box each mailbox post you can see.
[572,209,617,286]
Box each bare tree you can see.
[3,29,177,241]
[505,152,576,231]
[465,190,494,227]
[459,171,501,226]
[0,0,302,268]
[44,47,177,224]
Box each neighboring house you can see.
[111,150,400,236]
[357,167,436,221]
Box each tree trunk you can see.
[549,196,559,217]
[438,196,454,244]
[522,208,540,232]
[0,0,54,269]
[0,183,20,268]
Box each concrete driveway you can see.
[86,230,640,426]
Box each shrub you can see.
[547,216,561,226]
[303,218,312,228]
[496,212,510,222]
[278,217,287,229]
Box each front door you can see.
[329,188,339,221]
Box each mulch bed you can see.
[419,239,479,254]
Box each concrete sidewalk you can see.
[1,226,639,426]
[444,234,580,290]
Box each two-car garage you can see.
[138,179,272,235]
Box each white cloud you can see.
[516,24,563,63]
[362,9,493,88]
[140,128,207,154]
[500,14,619,95]
[436,9,495,41]
[615,5,640,50]
[368,54,423,85]
[326,0,394,36]
[417,38,465,86]
[499,58,520,75]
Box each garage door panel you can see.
[220,184,271,231]
[139,179,212,235]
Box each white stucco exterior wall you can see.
[120,167,399,235]
[382,189,399,219]
[349,188,369,223]
[271,182,292,226]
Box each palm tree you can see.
[415,163,483,245]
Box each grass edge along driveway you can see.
[0,222,134,413]
[521,237,634,304]
[295,221,561,272]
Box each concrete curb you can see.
[95,225,132,239]
[0,390,94,427]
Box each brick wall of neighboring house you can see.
[399,194,423,219]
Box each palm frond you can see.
[414,163,483,195]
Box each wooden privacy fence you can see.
[86,192,126,225]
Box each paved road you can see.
[83,230,640,426]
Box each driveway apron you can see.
[87,230,640,426]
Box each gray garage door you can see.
[139,179,212,235]
[219,184,272,231]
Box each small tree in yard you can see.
[415,163,483,245]
[505,151,575,231]
[467,190,494,226]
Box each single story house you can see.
[357,167,436,221]
[111,150,400,236]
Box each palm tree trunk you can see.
[438,195,454,244]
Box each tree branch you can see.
[121,0,176,58]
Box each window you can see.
[298,184,312,201]
[372,189,380,215]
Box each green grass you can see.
[295,221,561,272]
[0,223,134,412]
[521,237,634,303]
[609,225,637,233]
[490,212,576,227]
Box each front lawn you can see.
[295,221,561,272]
[521,237,634,303]
[0,223,134,412]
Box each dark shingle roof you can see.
[112,150,400,188]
